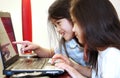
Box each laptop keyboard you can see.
[11,58,47,70]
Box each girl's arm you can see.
[55,62,87,78]
[52,54,92,77]
[71,60,92,77]
[12,41,54,57]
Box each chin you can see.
[64,38,71,41]
[64,39,69,41]
[78,39,82,44]
[64,35,73,41]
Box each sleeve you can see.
[91,69,97,78]
[101,51,120,78]
[54,45,67,55]
[54,46,61,54]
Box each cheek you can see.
[77,28,84,44]
[78,33,83,43]
[63,23,73,32]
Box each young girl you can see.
[13,0,87,66]
[53,0,120,78]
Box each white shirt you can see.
[92,47,120,78]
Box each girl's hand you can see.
[51,54,72,66]
[51,54,87,78]
[12,41,39,53]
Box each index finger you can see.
[12,41,26,45]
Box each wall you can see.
[110,0,120,19]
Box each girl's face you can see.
[52,18,74,41]
[72,18,84,45]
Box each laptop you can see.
[0,12,64,77]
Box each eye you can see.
[54,25,57,27]
[54,21,60,28]
[56,21,61,25]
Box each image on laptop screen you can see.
[0,12,18,63]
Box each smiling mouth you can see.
[60,32,65,37]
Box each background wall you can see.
[0,0,120,77]
[110,0,120,18]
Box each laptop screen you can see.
[0,12,18,63]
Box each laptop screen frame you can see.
[0,12,19,69]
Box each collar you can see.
[65,39,79,49]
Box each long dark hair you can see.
[47,0,79,56]
[70,0,120,68]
